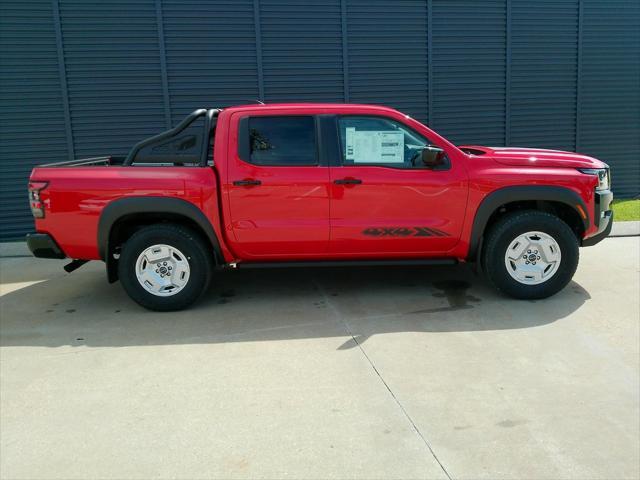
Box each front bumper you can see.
[582,190,613,247]
[25,233,66,259]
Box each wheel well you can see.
[484,200,585,240]
[106,213,220,282]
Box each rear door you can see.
[329,115,468,256]
[225,112,330,259]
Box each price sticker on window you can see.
[345,128,404,164]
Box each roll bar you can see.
[123,108,221,166]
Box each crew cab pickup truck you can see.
[26,103,613,311]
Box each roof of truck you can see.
[223,102,402,114]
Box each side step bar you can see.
[230,258,458,269]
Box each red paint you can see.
[224,111,331,258]
[29,103,607,263]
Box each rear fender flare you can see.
[97,196,222,262]
[467,185,589,261]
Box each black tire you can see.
[118,224,214,311]
[482,210,579,299]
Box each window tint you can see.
[133,118,207,166]
[248,116,317,166]
[338,116,430,168]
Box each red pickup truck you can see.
[26,103,613,310]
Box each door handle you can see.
[334,178,362,185]
[233,179,262,186]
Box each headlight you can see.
[578,167,610,191]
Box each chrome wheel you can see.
[135,244,190,297]
[504,231,561,285]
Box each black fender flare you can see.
[467,185,590,261]
[97,196,222,262]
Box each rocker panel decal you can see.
[362,227,449,237]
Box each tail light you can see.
[28,181,48,218]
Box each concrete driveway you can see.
[1,237,638,479]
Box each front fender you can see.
[467,185,589,261]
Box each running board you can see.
[230,258,458,269]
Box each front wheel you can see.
[118,224,213,311]
[482,211,579,299]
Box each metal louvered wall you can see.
[346,0,429,122]
[260,0,344,102]
[431,0,506,145]
[0,0,638,240]
[0,0,69,239]
[510,0,579,151]
[578,0,640,198]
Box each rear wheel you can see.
[482,211,579,299]
[119,224,213,311]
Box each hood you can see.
[460,145,606,169]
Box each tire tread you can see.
[118,223,213,311]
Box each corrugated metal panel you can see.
[259,0,344,102]
[1,0,639,241]
[510,0,579,151]
[0,0,69,240]
[59,0,166,157]
[346,0,428,123]
[162,0,260,124]
[579,0,640,197]
[431,0,506,145]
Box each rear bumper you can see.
[582,190,613,247]
[25,233,66,259]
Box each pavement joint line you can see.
[314,279,454,480]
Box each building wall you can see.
[1,0,638,240]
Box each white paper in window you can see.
[345,129,404,163]
[376,131,404,163]
[345,127,356,161]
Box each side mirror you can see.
[420,145,447,169]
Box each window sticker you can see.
[345,128,404,164]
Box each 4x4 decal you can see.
[362,227,449,237]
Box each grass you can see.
[612,199,640,222]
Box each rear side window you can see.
[132,117,211,166]
[246,116,317,166]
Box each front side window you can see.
[338,116,431,168]
[248,116,317,166]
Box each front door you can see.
[226,113,330,259]
[329,115,467,257]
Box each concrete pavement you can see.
[1,237,639,479]
[612,220,640,237]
